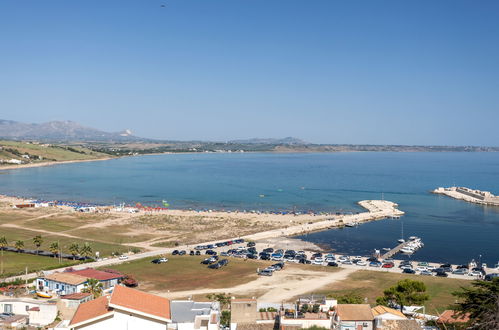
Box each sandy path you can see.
[155,267,357,302]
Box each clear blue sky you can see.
[1,0,498,145]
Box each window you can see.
[4,304,12,313]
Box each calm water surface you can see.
[1,152,498,265]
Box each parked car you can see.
[369,261,382,267]
[195,251,201,255]
[327,262,339,267]
[420,270,433,276]
[299,258,311,264]
[246,253,258,259]
[452,268,468,275]
[189,250,195,256]
[178,250,186,256]
[205,250,217,255]
[356,261,367,266]
[259,253,271,260]
[247,242,256,247]
[435,271,448,277]
[219,259,229,266]
[273,262,285,270]
[484,273,499,281]
[172,250,179,255]
[119,255,129,260]
[382,263,394,268]
[258,269,273,276]
[151,259,161,264]
[403,268,416,274]
[208,262,222,269]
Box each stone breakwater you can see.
[433,187,499,206]
[244,200,405,241]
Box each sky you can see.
[1,0,499,146]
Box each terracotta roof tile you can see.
[71,268,123,281]
[69,296,112,326]
[109,285,171,320]
[61,292,93,300]
[335,304,374,321]
[437,310,470,323]
[371,305,406,318]
[45,272,87,286]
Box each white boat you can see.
[397,239,405,243]
[382,248,391,251]
[400,247,414,254]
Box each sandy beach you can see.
[0,157,115,171]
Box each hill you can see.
[0,119,142,142]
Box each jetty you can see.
[381,237,424,259]
[433,187,499,206]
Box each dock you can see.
[381,240,416,259]
[433,186,499,206]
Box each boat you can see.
[36,291,52,298]
[345,223,356,227]
[397,239,405,243]
[400,247,414,254]
[382,248,391,251]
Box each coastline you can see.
[0,157,117,171]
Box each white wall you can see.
[74,310,168,330]
[0,299,58,326]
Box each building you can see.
[37,268,123,296]
[58,292,94,320]
[0,297,58,327]
[170,300,220,330]
[371,306,407,329]
[332,304,374,330]
[231,298,258,327]
[69,285,172,329]
[437,310,471,326]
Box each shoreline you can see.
[0,157,117,171]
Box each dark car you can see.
[208,262,222,269]
[403,268,416,274]
[246,253,258,259]
[172,250,179,255]
[327,262,339,267]
[219,259,229,266]
[247,242,256,247]
[151,259,161,264]
[435,271,448,277]
[189,250,195,256]
[178,250,186,256]
[299,258,311,264]
[247,247,257,254]
[456,264,469,269]
[484,273,499,281]
[367,257,378,262]
[205,250,217,255]
[263,248,274,253]
[201,258,215,264]
[259,253,271,260]
[440,263,452,268]
[312,253,323,259]
[195,251,201,255]
[273,262,285,270]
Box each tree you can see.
[220,310,231,327]
[32,235,43,253]
[81,278,103,298]
[69,243,79,260]
[0,236,7,274]
[451,278,499,329]
[206,293,231,310]
[376,279,429,312]
[80,243,93,259]
[336,292,364,304]
[49,242,59,258]
[14,240,24,252]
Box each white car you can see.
[426,265,437,271]
[356,261,367,266]
[416,266,427,272]
[159,258,168,263]
[313,258,324,265]
[338,256,349,262]
[118,255,129,260]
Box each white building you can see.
[0,297,58,327]
[332,304,374,330]
[371,305,407,329]
[170,300,220,330]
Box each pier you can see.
[381,239,422,259]
[433,186,499,206]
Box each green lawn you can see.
[0,226,138,257]
[0,250,79,278]
[316,270,471,312]
[103,255,273,292]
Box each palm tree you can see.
[69,243,79,260]
[81,278,103,298]
[14,240,24,252]
[0,236,7,274]
[33,235,43,254]
[80,243,93,260]
[49,242,59,258]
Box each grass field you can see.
[0,226,137,258]
[316,270,471,312]
[103,255,273,292]
[0,140,110,162]
[0,250,79,277]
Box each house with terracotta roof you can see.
[36,268,123,296]
[332,304,374,330]
[69,285,172,329]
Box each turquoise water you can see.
[1,152,498,265]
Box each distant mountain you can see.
[0,119,143,142]
[228,137,308,145]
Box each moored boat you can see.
[36,291,52,298]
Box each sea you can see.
[1,152,498,265]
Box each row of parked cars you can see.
[200,255,230,269]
